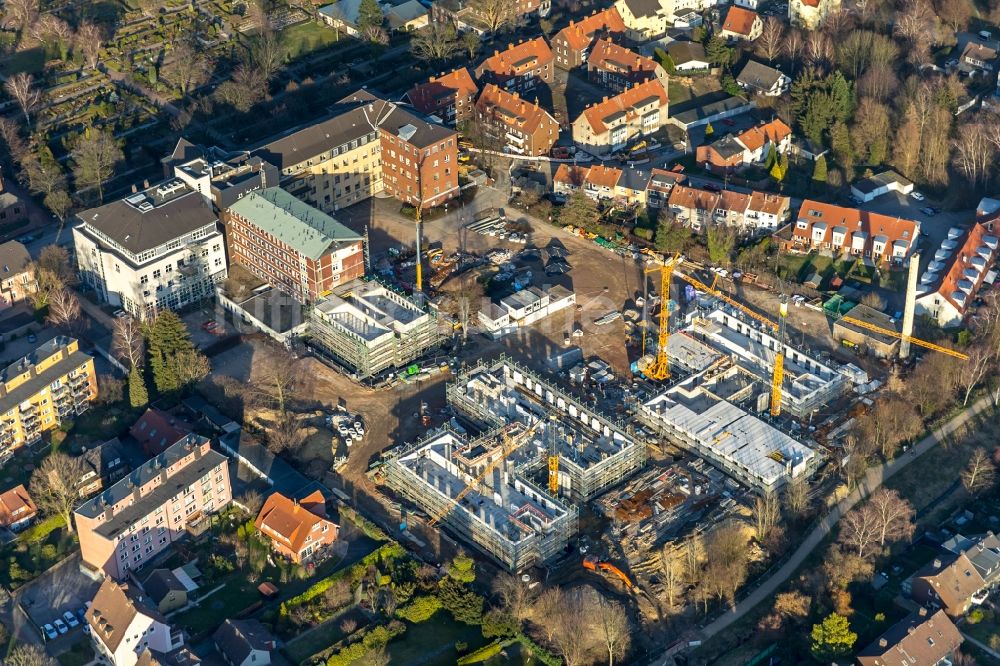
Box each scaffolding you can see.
[309,278,443,378]
[385,428,578,572]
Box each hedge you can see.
[514,633,562,666]
[457,640,504,665]
[282,543,406,611]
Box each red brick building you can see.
[586,38,668,93]
[552,8,626,70]
[475,37,555,94]
[223,187,365,304]
[405,68,479,126]
[475,84,560,156]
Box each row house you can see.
[668,185,790,231]
[774,200,920,264]
[552,8,626,70]
[572,78,669,154]
[431,0,550,33]
[404,68,479,126]
[223,187,364,304]
[857,609,962,666]
[646,168,688,208]
[554,164,687,208]
[910,532,1000,618]
[915,221,998,327]
[586,38,669,94]
[475,38,554,95]
[75,435,231,580]
[720,6,763,41]
[475,84,560,156]
[696,118,792,172]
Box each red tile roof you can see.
[556,8,626,51]
[255,490,334,555]
[668,184,721,211]
[477,37,553,78]
[586,164,622,189]
[0,484,36,527]
[719,189,751,213]
[130,408,192,457]
[736,118,792,152]
[792,199,919,258]
[748,191,790,217]
[722,6,760,36]
[580,78,668,134]
[587,38,659,76]
[648,167,687,191]
[477,84,556,136]
[928,221,998,315]
[553,164,589,187]
[406,68,478,112]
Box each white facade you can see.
[91,611,179,666]
[734,0,758,8]
[478,286,576,338]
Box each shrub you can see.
[396,595,441,623]
[481,609,517,639]
[634,227,653,241]
[968,608,986,624]
[457,641,504,665]
[439,578,483,625]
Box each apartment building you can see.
[75,435,231,580]
[0,240,35,311]
[572,79,669,154]
[255,89,459,212]
[475,84,560,156]
[86,579,186,666]
[0,336,96,453]
[223,187,364,304]
[474,38,555,95]
[613,0,671,41]
[720,6,762,41]
[857,609,962,666]
[255,490,338,563]
[789,0,841,29]
[404,68,479,125]
[552,8,626,69]
[774,200,920,264]
[74,182,227,320]
[587,38,668,93]
[667,184,790,231]
[916,222,998,327]
[432,0,550,32]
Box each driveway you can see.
[16,553,99,651]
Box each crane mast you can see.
[643,252,681,381]
[547,414,559,495]
[771,297,788,417]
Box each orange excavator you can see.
[583,556,634,590]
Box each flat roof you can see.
[835,304,900,347]
[314,279,428,342]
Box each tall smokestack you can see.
[900,251,920,359]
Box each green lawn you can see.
[174,573,262,636]
[387,612,489,666]
[667,79,692,105]
[0,47,46,76]
[282,607,369,665]
[280,21,343,61]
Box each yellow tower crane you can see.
[837,315,969,360]
[771,296,788,417]
[642,252,682,381]
[547,414,559,495]
[427,417,546,528]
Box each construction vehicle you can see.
[641,252,682,380]
[582,556,634,590]
[771,296,788,417]
[427,418,545,528]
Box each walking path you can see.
[647,395,994,664]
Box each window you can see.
[153,269,161,279]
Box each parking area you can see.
[180,303,233,350]
[17,553,99,649]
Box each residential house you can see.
[856,609,963,666]
[317,0,369,37]
[142,569,189,614]
[615,167,653,206]
[667,185,720,231]
[214,620,276,666]
[405,68,479,126]
[0,240,35,312]
[73,182,227,320]
[646,167,688,208]
[695,135,747,172]
[746,190,791,230]
[720,6,762,41]
[74,435,231,580]
[0,172,27,231]
[665,95,755,131]
[552,164,591,197]
[475,84,560,156]
[130,408,193,458]
[850,169,914,203]
[668,185,789,231]
[431,0,550,32]
[613,0,671,42]
[788,0,841,29]
[587,38,669,93]
[961,41,998,75]
[695,118,792,172]
[552,8,626,70]
[474,38,555,95]
[0,484,36,530]
[78,438,129,497]
[572,78,669,154]
[915,221,998,327]
[665,41,710,71]
[222,187,365,304]
[386,0,428,31]
[86,579,185,666]
[774,200,920,264]
[255,490,338,563]
[583,164,623,201]
[0,336,97,452]
[736,60,791,96]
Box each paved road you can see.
[647,394,995,663]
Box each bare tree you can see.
[29,453,86,532]
[364,645,390,666]
[5,73,42,129]
[784,29,804,72]
[962,448,996,495]
[30,14,72,60]
[71,129,124,203]
[785,476,810,517]
[410,22,460,63]
[113,316,145,369]
[266,413,304,455]
[362,24,389,45]
[75,21,104,70]
[659,543,684,610]
[5,644,55,666]
[461,30,480,59]
[752,489,780,542]
[868,489,915,548]
[934,0,970,32]
[3,0,38,35]
[702,522,748,609]
[532,586,564,643]
[239,489,265,517]
[247,347,301,415]
[597,598,630,666]
[550,588,603,666]
[953,120,996,189]
[860,291,886,311]
[958,347,993,407]
[470,0,516,33]
[493,572,536,624]
[164,40,215,96]
[47,287,81,332]
[839,502,880,559]
[756,16,784,63]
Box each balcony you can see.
[69,374,89,387]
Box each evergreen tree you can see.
[356,0,384,32]
[706,35,732,67]
[770,158,785,182]
[812,154,828,185]
[655,216,691,253]
[660,51,676,74]
[146,310,207,395]
[129,364,148,408]
[764,144,777,170]
[827,71,854,123]
[705,122,715,137]
[559,191,601,233]
[830,121,854,176]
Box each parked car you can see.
[27,333,36,343]
[63,611,79,628]
[920,207,936,216]
[54,618,68,634]
[43,624,57,640]
[910,191,926,201]
[113,309,128,318]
